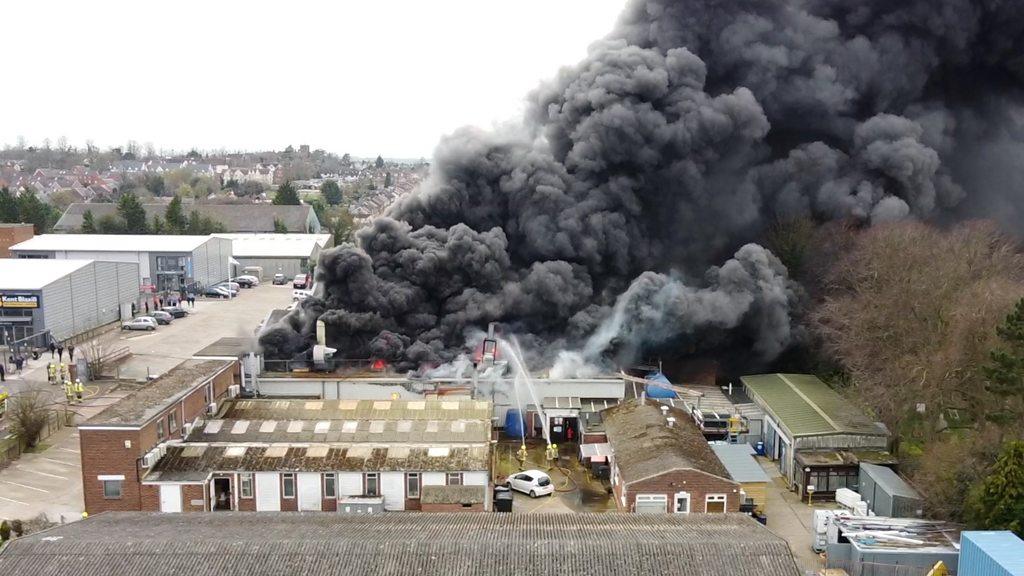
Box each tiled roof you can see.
[221,398,491,421]
[145,443,490,481]
[741,374,886,438]
[55,203,316,232]
[0,512,801,576]
[83,360,233,426]
[602,399,733,485]
[191,417,490,444]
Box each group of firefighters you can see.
[46,362,84,403]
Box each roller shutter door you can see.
[256,473,281,511]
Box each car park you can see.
[217,281,242,292]
[204,286,233,298]
[122,317,158,331]
[293,274,308,289]
[161,306,188,318]
[505,469,554,498]
[149,310,174,325]
[272,273,287,285]
[235,274,260,287]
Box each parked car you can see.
[505,469,554,498]
[204,286,233,298]
[293,274,308,289]
[122,317,158,331]
[149,310,174,325]
[272,273,287,285]
[161,306,188,318]
[235,275,259,287]
[217,281,241,291]
[293,289,312,302]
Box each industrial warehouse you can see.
[214,233,333,279]
[10,234,232,292]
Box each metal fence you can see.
[0,409,72,470]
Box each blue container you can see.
[960,531,1024,576]
[645,371,677,399]
[755,441,766,456]
[504,409,525,439]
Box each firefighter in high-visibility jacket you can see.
[47,362,57,384]
[63,379,74,403]
[60,362,69,382]
[74,379,84,403]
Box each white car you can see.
[235,274,260,286]
[122,317,158,331]
[293,289,312,301]
[505,469,554,498]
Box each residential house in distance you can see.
[741,374,892,498]
[0,513,802,576]
[78,360,238,514]
[54,203,321,233]
[140,398,493,513]
[601,399,742,514]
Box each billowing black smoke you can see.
[261,0,1024,372]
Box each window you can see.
[240,474,253,498]
[365,473,380,496]
[168,412,178,434]
[156,419,165,441]
[674,491,691,514]
[282,473,296,498]
[103,480,123,499]
[446,472,463,486]
[406,473,420,499]
[705,494,727,513]
[324,473,337,498]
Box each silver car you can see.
[122,317,158,331]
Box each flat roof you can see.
[835,516,961,552]
[214,233,331,257]
[962,531,1024,573]
[741,374,886,438]
[0,259,92,290]
[860,463,921,500]
[12,233,215,253]
[193,337,255,358]
[0,512,802,576]
[84,360,234,426]
[710,443,770,483]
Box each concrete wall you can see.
[235,257,306,278]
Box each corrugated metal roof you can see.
[961,531,1024,575]
[192,417,490,444]
[0,512,802,576]
[221,398,491,421]
[0,258,93,290]
[710,443,770,483]
[741,374,885,438]
[860,463,921,499]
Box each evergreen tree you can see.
[165,195,187,233]
[273,181,301,205]
[81,209,97,233]
[151,215,166,234]
[117,191,148,233]
[0,187,19,222]
[320,179,342,205]
[983,298,1024,426]
[16,188,59,233]
[96,213,126,234]
[965,441,1024,537]
[273,217,288,233]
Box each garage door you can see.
[635,494,667,514]
[159,485,182,513]
[297,473,322,511]
[256,473,281,511]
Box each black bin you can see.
[494,486,513,513]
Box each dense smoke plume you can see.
[261,0,1024,372]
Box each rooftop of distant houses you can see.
[54,203,318,233]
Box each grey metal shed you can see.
[858,463,923,518]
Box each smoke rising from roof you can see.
[261,0,1024,371]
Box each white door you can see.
[297,473,322,511]
[159,485,182,513]
[255,473,281,511]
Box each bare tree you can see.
[82,339,108,379]
[7,390,50,450]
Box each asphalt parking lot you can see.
[494,440,615,514]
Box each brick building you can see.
[141,398,493,513]
[0,223,33,257]
[78,360,238,514]
[602,399,742,514]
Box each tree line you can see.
[80,193,225,235]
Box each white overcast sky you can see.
[4,0,626,159]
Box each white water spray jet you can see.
[499,335,550,444]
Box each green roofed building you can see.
[741,374,891,498]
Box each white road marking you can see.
[0,495,29,506]
[41,457,79,467]
[16,467,67,480]
[1,480,49,493]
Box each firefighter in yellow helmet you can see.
[60,362,69,382]
[47,362,57,384]
[74,379,84,403]
[63,379,74,403]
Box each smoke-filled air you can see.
[261,0,1024,374]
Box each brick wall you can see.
[183,484,207,512]
[0,224,33,257]
[140,484,160,511]
[79,428,144,514]
[620,469,741,514]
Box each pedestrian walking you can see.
[132,302,137,316]
[68,343,75,362]
[74,379,84,403]
[0,362,5,382]
[14,356,23,373]
[144,301,149,314]
[49,341,56,358]
[57,343,64,361]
